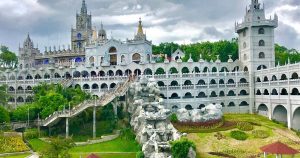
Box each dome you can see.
[98,29,106,37]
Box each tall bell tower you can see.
[235,0,278,72]
[71,0,93,51]
[235,0,278,113]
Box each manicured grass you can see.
[0,153,31,158]
[71,153,137,158]
[70,137,140,153]
[27,139,50,152]
[187,114,300,158]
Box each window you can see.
[259,52,265,59]
[243,42,247,48]
[258,28,265,34]
[77,33,82,39]
[259,40,265,46]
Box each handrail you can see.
[41,78,132,126]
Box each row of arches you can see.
[158,78,248,87]
[172,101,249,111]
[75,83,117,90]
[8,86,32,91]
[9,96,33,103]
[166,90,248,99]
[258,104,300,130]
[257,72,299,82]
[256,88,300,96]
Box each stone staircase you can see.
[41,78,132,127]
[61,78,73,88]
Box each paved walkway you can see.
[26,153,39,158]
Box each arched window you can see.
[89,56,95,63]
[170,93,180,99]
[184,92,193,98]
[77,33,82,39]
[182,67,189,74]
[170,81,179,86]
[259,40,265,46]
[259,52,265,59]
[258,28,265,34]
[132,53,141,64]
[184,80,192,85]
[109,47,117,53]
[256,89,262,95]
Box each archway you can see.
[258,104,268,116]
[292,107,300,130]
[185,105,193,110]
[144,68,152,75]
[132,53,141,64]
[169,67,178,74]
[184,80,192,86]
[170,81,179,86]
[271,89,278,95]
[182,67,189,74]
[170,93,180,99]
[273,105,287,123]
[116,70,123,76]
[184,92,193,98]
[197,92,206,98]
[291,72,299,80]
[109,47,117,65]
[92,84,99,90]
[291,88,300,95]
[198,104,205,109]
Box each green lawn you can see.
[187,114,300,158]
[0,153,31,158]
[27,139,50,152]
[71,153,137,158]
[70,137,140,153]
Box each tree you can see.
[0,85,9,106]
[0,46,18,69]
[171,138,196,158]
[0,106,10,123]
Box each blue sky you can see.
[0,0,299,53]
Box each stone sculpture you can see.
[176,104,223,122]
[128,77,181,158]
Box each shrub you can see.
[171,138,196,158]
[252,130,270,139]
[170,113,178,123]
[136,151,144,158]
[296,131,300,138]
[236,122,253,131]
[24,128,46,140]
[0,106,10,123]
[230,130,248,141]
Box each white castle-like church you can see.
[1,0,300,131]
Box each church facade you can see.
[1,0,300,131]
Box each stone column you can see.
[93,106,96,139]
[66,117,69,138]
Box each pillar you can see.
[93,106,96,139]
[66,117,69,138]
[113,99,118,120]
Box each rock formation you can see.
[128,77,181,158]
[176,104,223,122]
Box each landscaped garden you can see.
[183,114,300,158]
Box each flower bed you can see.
[172,119,236,133]
[0,135,30,153]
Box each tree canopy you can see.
[11,83,90,120]
[152,40,300,65]
[0,46,18,69]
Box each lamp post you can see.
[27,106,30,128]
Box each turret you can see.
[134,18,146,41]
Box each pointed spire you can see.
[137,17,144,35]
[81,0,87,14]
